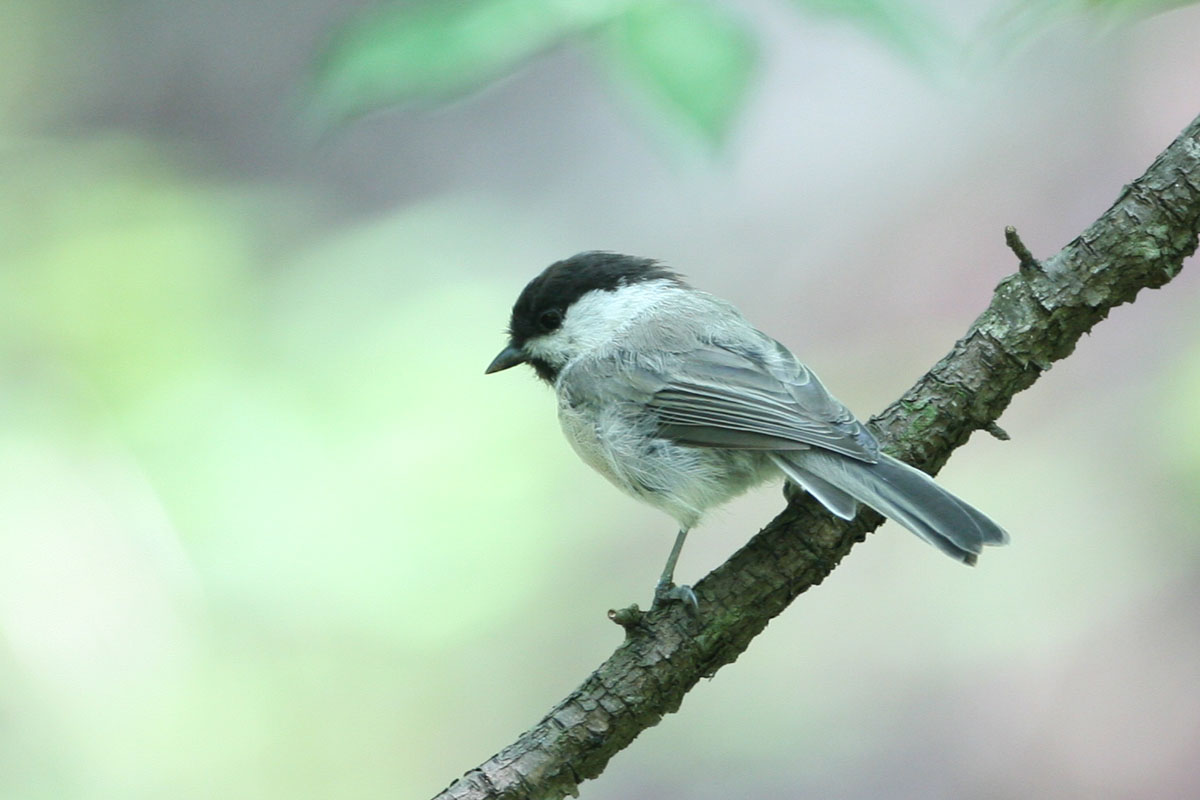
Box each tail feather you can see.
[770,451,1008,565]
[779,464,859,520]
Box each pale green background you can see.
[2,1,1200,798]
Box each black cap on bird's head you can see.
[485,252,683,381]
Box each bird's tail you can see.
[770,450,1009,565]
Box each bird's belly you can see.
[557,403,626,487]
[557,401,776,528]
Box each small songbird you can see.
[486,252,1008,607]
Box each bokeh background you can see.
[3,0,1200,797]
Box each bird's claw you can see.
[653,581,698,613]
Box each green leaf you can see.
[308,0,627,122]
[602,0,758,149]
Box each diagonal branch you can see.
[434,112,1200,800]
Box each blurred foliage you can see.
[972,0,1200,67]
[308,0,625,116]
[308,0,759,148]
[600,1,756,148]
[0,136,574,642]
[0,0,87,128]
[0,133,587,795]
[309,0,759,148]
[3,0,1199,797]
[788,0,953,64]
[309,0,1198,150]
[1163,339,1200,494]
[1067,0,1196,13]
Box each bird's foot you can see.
[652,580,698,613]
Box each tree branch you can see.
[434,112,1200,800]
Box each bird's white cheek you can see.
[525,333,575,368]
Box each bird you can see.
[485,252,1008,607]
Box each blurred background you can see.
[2,0,1200,797]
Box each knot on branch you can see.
[1005,225,1043,274]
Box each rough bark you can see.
[433,112,1200,800]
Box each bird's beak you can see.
[485,344,527,374]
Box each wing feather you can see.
[640,341,879,462]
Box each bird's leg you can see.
[653,528,698,610]
[658,527,689,587]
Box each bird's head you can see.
[486,252,684,383]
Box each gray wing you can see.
[623,339,880,462]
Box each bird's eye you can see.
[538,309,563,331]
